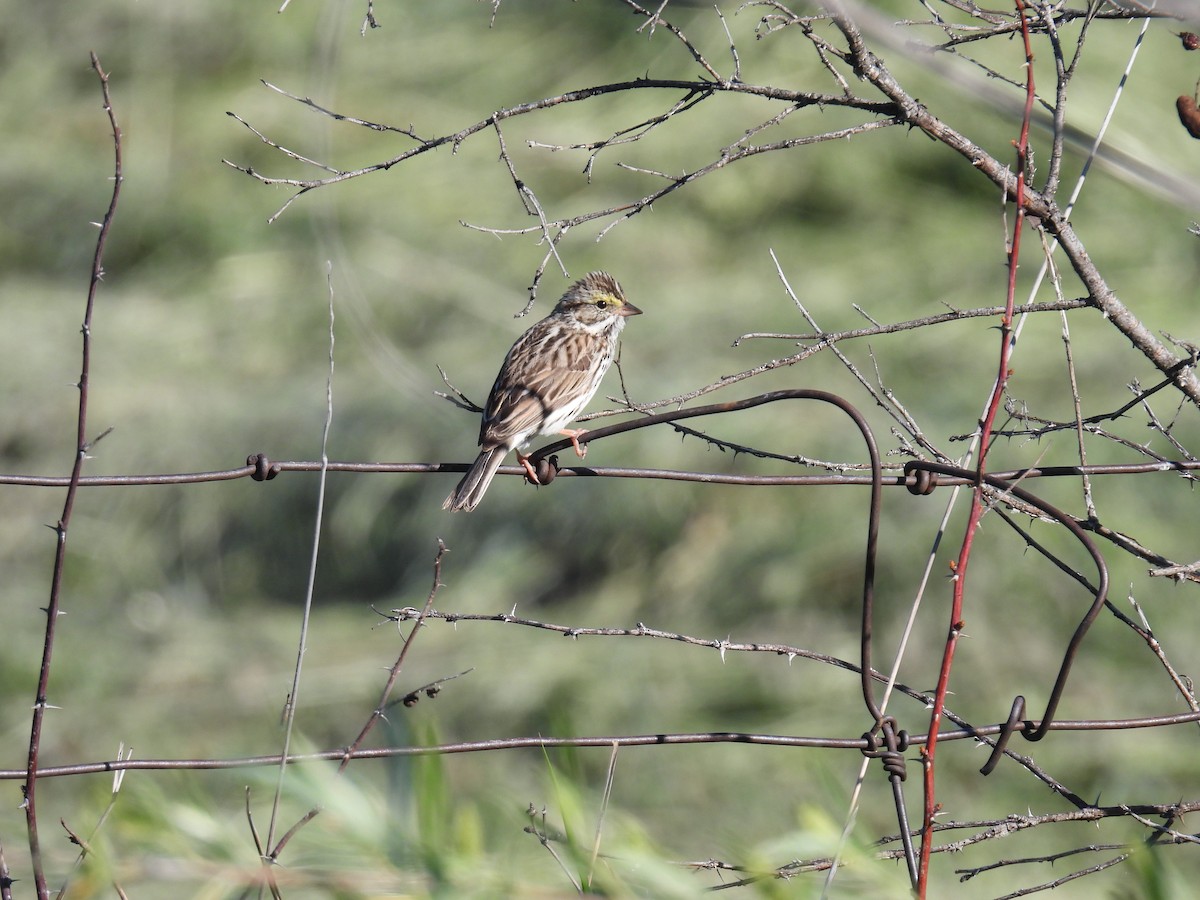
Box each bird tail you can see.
[443,447,508,512]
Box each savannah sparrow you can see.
[443,272,642,512]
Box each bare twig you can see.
[260,262,339,880]
[25,53,123,900]
[338,541,449,772]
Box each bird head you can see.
[555,271,642,325]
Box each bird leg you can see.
[516,429,587,486]
[559,428,588,459]
[516,451,542,485]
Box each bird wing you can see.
[479,363,597,449]
[478,328,600,449]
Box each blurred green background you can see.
[2,1,1200,896]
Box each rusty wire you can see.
[2,454,1195,490]
[904,460,1110,774]
[8,5,1200,895]
[3,706,1200,781]
[5,293,1193,886]
[3,386,1167,890]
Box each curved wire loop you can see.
[527,389,915,879]
[904,460,1110,774]
[527,390,887,719]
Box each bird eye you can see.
[595,299,609,309]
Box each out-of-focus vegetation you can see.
[2,1,1200,896]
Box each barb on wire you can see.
[3,453,1200,490]
[10,6,1200,898]
[5,707,1200,782]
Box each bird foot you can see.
[517,453,560,486]
[517,453,542,485]
[560,428,588,459]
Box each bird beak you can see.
[618,301,643,317]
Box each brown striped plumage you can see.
[443,272,642,512]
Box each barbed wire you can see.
[9,3,1200,897]
[3,450,1197,489]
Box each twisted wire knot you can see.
[904,462,939,495]
[248,453,280,481]
[861,717,910,781]
[532,455,559,486]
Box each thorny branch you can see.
[340,540,449,772]
[913,3,1037,889]
[226,3,1200,405]
[23,53,122,900]
[13,2,1200,896]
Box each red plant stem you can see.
[23,54,122,900]
[915,3,1035,894]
